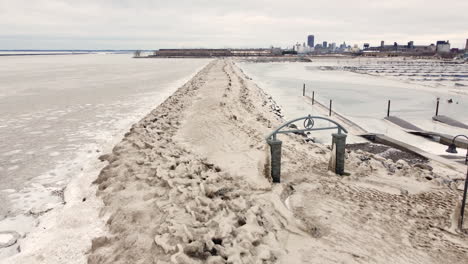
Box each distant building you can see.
[295,42,301,51]
[298,43,312,54]
[153,48,281,57]
[339,42,347,50]
[465,39,468,60]
[436,40,450,53]
[271,48,283,55]
[323,41,328,48]
[350,44,360,53]
[362,40,437,56]
[307,35,315,47]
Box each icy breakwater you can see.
[87,59,467,264]
[6,58,465,263]
[88,60,287,263]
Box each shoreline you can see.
[4,58,467,263]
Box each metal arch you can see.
[266,115,348,140]
[453,135,468,142]
[452,135,468,164]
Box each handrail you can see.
[266,115,348,140]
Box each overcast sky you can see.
[0,0,467,50]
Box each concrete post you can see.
[332,133,347,175]
[267,139,282,183]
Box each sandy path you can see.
[88,60,285,263]
[87,59,467,263]
[175,60,274,189]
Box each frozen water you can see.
[339,58,468,91]
[238,58,468,154]
[0,54,210,220]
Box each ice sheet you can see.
[0,54,211,247]
[237,59,468,154]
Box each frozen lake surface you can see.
[0,54,210,224]
[238,58,468,155]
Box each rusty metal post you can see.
[303,84,305,96]
[329,100,332,116]
[436,98,440,116]
[312,91,315,105]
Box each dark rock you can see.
[98,154,111,162]
[414,163,433,171]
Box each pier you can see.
[433,115,468,130]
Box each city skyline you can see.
[300,36,463,50]
[0,0,467,49]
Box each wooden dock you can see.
[302,95,466,171]
[303,95,368,135]
[384,116,423,132]
[433,115,468,129]
[361,133,466,173]
[384,116,468,149]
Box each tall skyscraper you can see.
[323,41,328,48]
[465,39,468,51]
[307,35,315,47]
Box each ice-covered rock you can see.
[0,231,20,248]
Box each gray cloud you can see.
[0,0,466,49]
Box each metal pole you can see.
[460,166,468,230]
[329,100,332,116]
[387,100,391,117]
[303,84,305,96]
[312,91,315,105]
[436,99,440,116]
[449,135,468,230]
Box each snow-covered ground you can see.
[3,58,465,264]
[84,59,468,264]
[237,58,468,156]
[0,54,210,258]
[1,56,467,263]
